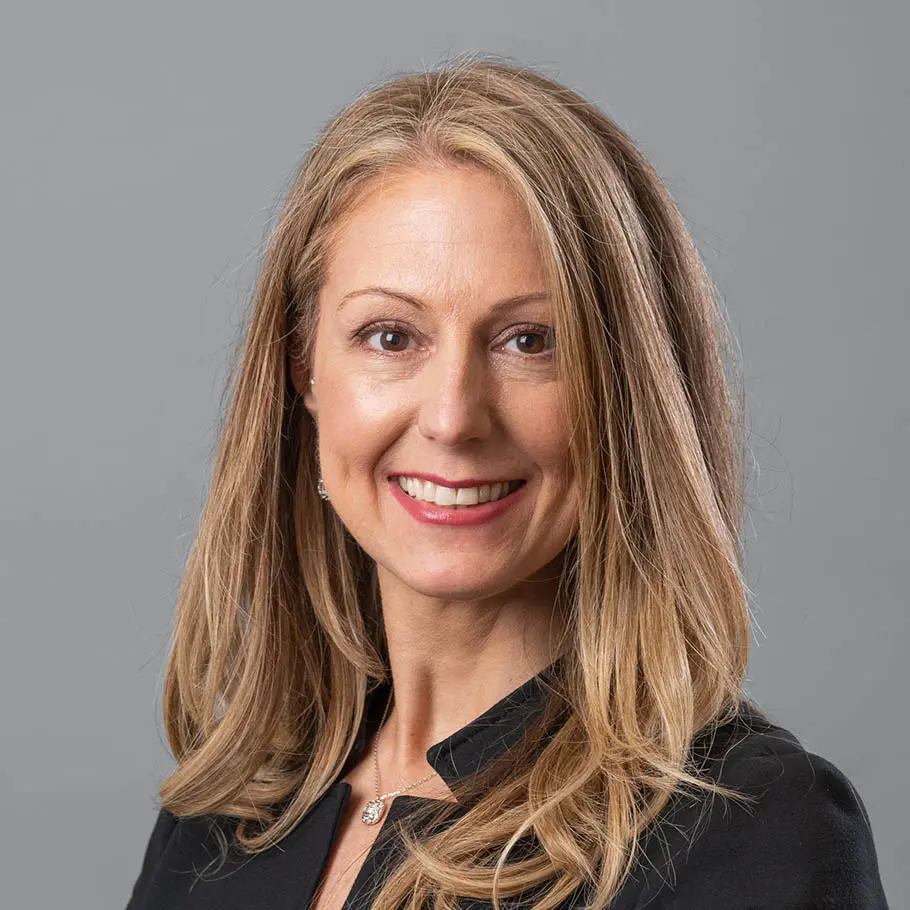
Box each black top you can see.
[126,656,889,909]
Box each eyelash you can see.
[352,320,556,358]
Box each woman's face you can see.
[297,164,578,601]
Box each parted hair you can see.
[159,52,756,910]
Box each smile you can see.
[388,476,528,526]
[395,475,525,508]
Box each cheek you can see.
[318,378,402,475]
[502,390,573,477]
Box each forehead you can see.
[321,166,549,304]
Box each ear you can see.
[288,340,318,420]
[303,379,317,420]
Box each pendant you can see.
[361,797,386,825]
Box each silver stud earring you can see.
[311,378,329,501]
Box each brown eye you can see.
[516,332,544,354]
[357,324,414,353]
[504,328,554,356]
[375,329,410,352]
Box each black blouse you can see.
[126,657,890,909]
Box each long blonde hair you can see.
[160,53,756,910]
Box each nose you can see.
[416,347,494,446]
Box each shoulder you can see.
[631,700,890,908]
[126,805,180,909]
[126,804,248,908]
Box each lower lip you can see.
[388,478,527,526]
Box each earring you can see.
[317,472,329,501]
[311,378,329,501]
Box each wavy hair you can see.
[159,53,756,910]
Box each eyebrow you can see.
[337,286,552,315]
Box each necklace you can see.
[360,685,440,825]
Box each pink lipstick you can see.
[388,477,527,526]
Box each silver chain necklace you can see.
[360,686,440,825]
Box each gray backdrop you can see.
[1,2,905,907]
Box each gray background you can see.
[1,2,905,907]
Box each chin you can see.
[397,566,511,602]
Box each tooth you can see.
[434,484,457,506]
[397,476,524,506]
[455,486,479,506]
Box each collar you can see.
[345,652,568,788]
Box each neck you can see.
[373,550,570,791]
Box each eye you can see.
[356,322,416,353]
[501,326,555,356]
[353,321,555,357]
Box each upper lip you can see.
[390,472,525,488]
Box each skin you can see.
[291,163,578,794]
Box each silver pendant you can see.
[361,797,386,825]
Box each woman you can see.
[126,56,889,909]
